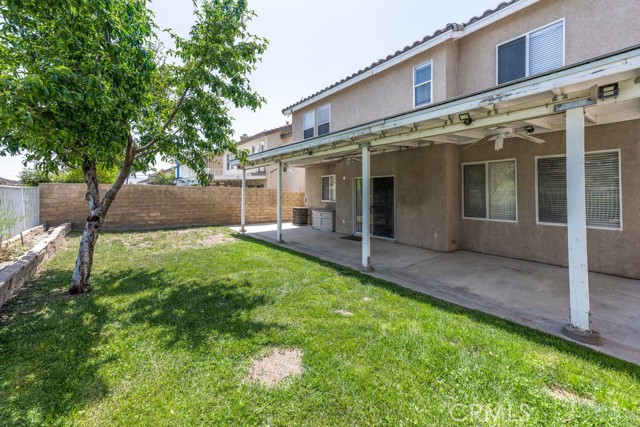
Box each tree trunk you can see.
[69,214,103,294]
[68,138,135,294]
[69,159,103,294]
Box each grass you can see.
[0,226,638,426]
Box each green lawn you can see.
[0,227,638,426]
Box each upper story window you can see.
[497,20,564,85]
[251,145,256,154]
[317,104,331,136]
[225,153,231,171]
[414,61,432,107]
[258,141,265,152]
[303,111,315,139]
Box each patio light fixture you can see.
[458,113,473,126]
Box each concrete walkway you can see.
[231,223,640,365]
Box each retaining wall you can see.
[0,223,71,308]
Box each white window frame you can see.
[321,174,336,202]
[317,104,331,136]
[303,111,315,139]
[462,159,518,223]
[413,60,433,108]
[535,149,622,230]
[496,18,565,85]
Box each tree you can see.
[19,165,120,185]
[0,0,266,293]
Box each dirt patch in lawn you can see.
[335,309,354,316]
[246,348,303,388]
[546,386,595,405]
[121,228,236,249]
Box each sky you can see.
[0,0,500,180]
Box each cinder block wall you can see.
[39,184,306,230]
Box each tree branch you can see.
[102,133,135,212]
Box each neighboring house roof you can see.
[282,0,534,114]
[237,123,292,144]
[0,177,20,186]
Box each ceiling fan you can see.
[464,126,545,151]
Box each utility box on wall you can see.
[311,209,335,232]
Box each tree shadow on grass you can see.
[0,263,283,425]
[232,232,640,376]
[0,266,111,426]
[96,268,283,350]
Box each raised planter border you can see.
[0,223,71,308]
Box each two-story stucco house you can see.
[180,123,304,191]
[239,0,640,342]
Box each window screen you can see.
[414,62,432,107]
[303,111,315,139]
[317,105,331,136]
[321,175,336,202]
[498,36,526,84]
[537,151,620,228]
[463,164,486,218]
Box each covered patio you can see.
[232,223,640,365]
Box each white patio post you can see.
[563,107,600,344]
[276,160,283,243]
[240,167,246,233]
[361,143,372,271]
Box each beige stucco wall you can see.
[304,144,460,252]
[459,120,640,279]
[457,0,640,95]
[292,43,451,141]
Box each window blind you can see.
[529,21,564,76]
[537,152,620,228]
[303,111,314,139]
[317,105,331,136]
[414,63,432,106]
[488,161,516,221]
[498,36,526,84]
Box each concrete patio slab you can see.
[231,223,640,365]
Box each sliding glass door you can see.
[354,176,395,239]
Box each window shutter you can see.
[529,21,564,76]
[585,151,620,228]
[537,157,567,224]
[498,36,526,84]
[464,164,486,218]
[488,161,516,221]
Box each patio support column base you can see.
[562,324,602,345]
